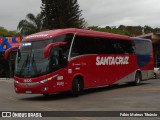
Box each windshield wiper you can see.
[31,53,38,75]
[19,54,30,75]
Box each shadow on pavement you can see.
[19,82,150,101]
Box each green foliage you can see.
[88,25,160,37]
[118,25,143,36]
[17,13,44,36]
[88,26,130,36]
[41,0,86,29]
[153,27,160,33]
[0,26,20,36]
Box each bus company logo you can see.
[96,56,129,66]
[23,79,32,83]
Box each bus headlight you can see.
[39,79,48,84]
[39,77,53,84]
[15,80,19,84]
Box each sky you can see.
[0,0,160,31]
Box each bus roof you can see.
[23,28,132,42]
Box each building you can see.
[137,33,160,67]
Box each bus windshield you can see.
[15,34,74,78]
[15,39,52,78]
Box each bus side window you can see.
[70,36,81,57]
[53,33,74,58]
[131,41,136,54]
[113,40,135,54]
[134,40,152,55]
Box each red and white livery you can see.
[5,28,154,97]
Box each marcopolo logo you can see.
[96,56,129,66]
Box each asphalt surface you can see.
[0,78,160,120]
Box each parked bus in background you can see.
[5,28,154,97]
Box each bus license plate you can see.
[25,91,32,94]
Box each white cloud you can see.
[0,0,41,30]
[79,0,160,28]
[0,0,160,30]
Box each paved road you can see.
[0,78,160,120]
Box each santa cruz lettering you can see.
[96,56,129,66]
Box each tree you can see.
[89,25,160,36]
[144,25,153,34]
[17,13,44,36]
[153,27,160,33]
[0,27,8,36]
[88,26,130,36]
[118,25,126,31]
[0,26,19,36]
[131,26,143,36]
[41,0,86,29]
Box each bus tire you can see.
[79,79,84,94]
[134,72,141,86]
[72,78,80,97]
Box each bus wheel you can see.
[79,80,84,94]
[134,72,141,86]
[72,78,81,97]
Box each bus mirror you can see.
[44,42,67,58]
[4,47,19,60]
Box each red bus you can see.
[5,28,154,97]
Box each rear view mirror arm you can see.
[44,42,67,58]
[4,47,19,60]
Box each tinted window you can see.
[134,40,152,55]
[113,40,135,54]
[54,34,74,57]
[49,34,74,70]
[71,35,134,57]
[49,34,74,58]
[15,34,74,78]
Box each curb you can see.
[0,78,13,80]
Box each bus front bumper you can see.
[14,80,56,94]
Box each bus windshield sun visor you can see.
[44,42,67,58]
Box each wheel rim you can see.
[137,77,140,84]
[77,83,80,92]
[136,73,140,84]
[154,74,156,79]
